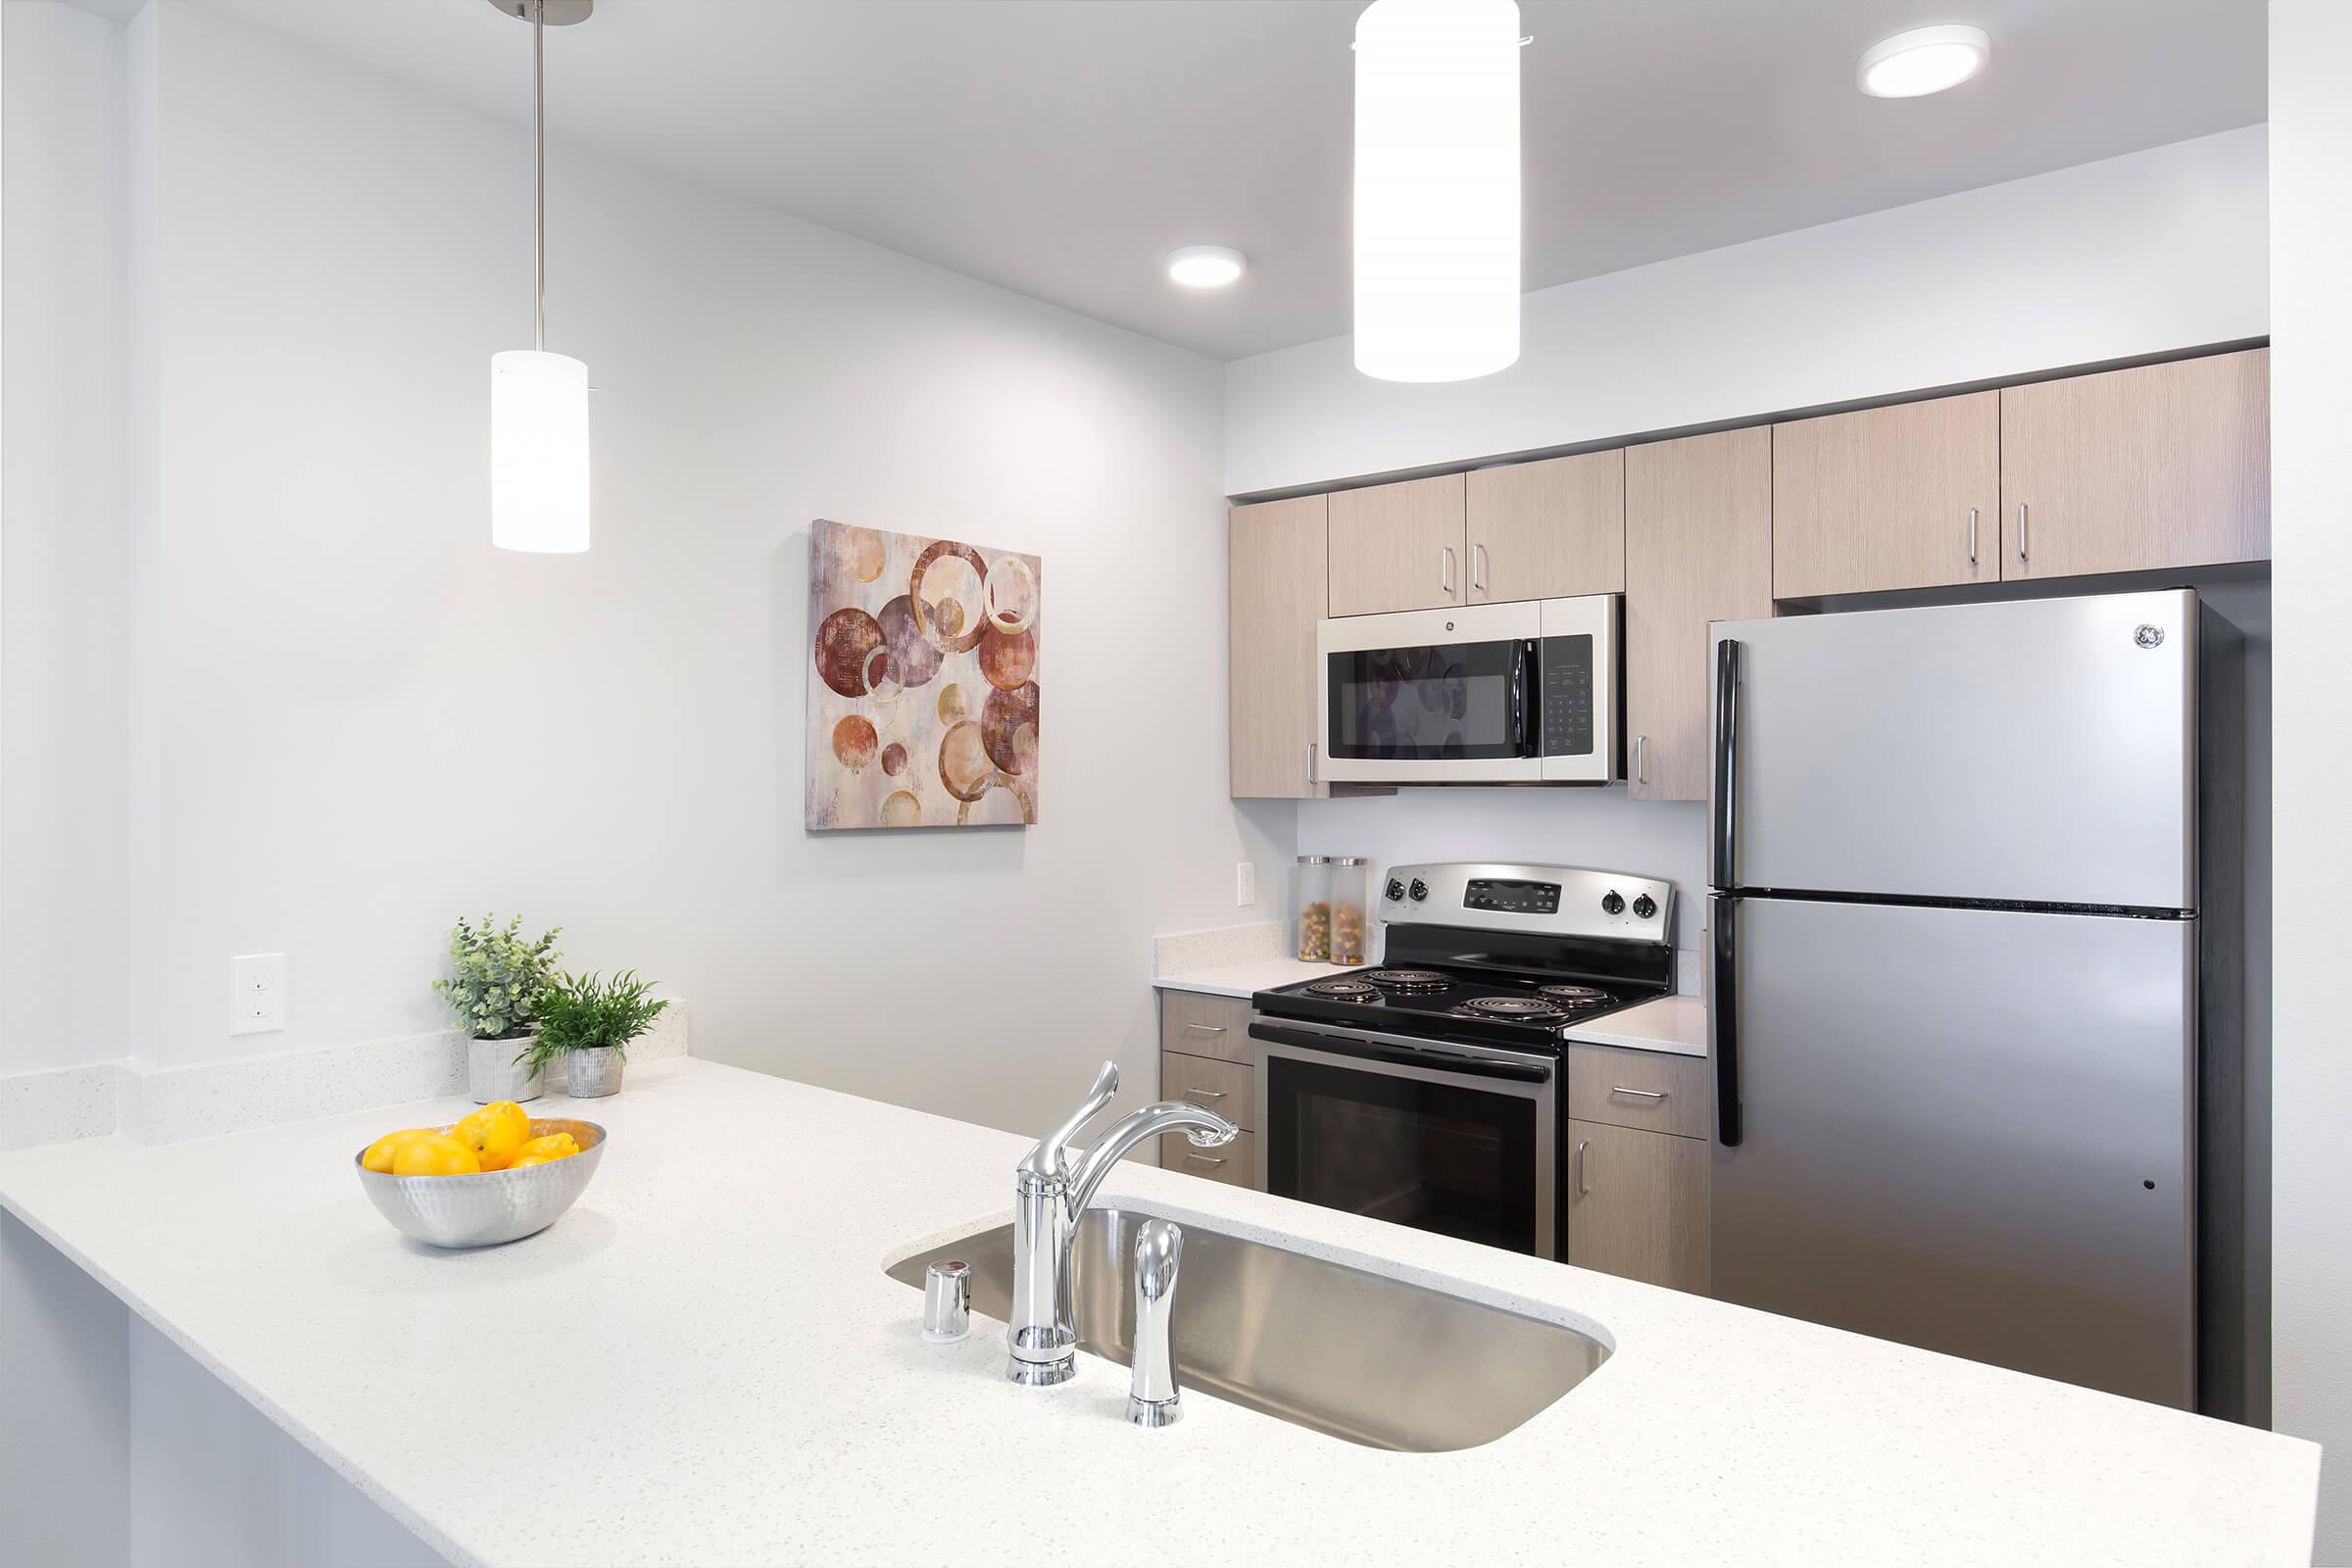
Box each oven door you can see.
[1317,603,1543,783]
[1252,1019,1558,1259]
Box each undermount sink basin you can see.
[886,1207,1608,1451]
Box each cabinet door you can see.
[1327,473,1468,616]
[1466,450,1625,602]
[1625,428,1772,802]
[2001,348,2270,581]
[1772,392,1998,598]
[1229,496,1329,799]
[1566,1119,1707,1293]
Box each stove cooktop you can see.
[1256,964,1656,1050]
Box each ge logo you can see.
[2134,624,2165,649]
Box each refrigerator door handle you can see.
[1710,638,1742,889]
[1710,892,1742,1147]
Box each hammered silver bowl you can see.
[355,1118,607,1249]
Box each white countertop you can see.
[1152,956,1355,999]
[0,1058,2316,1567]
[1562,994,1708,1058]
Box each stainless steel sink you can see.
[886,1207,1607,1451]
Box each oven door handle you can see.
[1248,1021,1554,1085]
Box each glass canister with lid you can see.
[1296,856,1331,961]
[1327,857,1372,965]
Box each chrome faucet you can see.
[1005,1060,1237,1386]
[1127,1218,1185,1426]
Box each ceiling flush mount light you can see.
[1856,24,1991,98]
[1352,0,1523,383]
[1164,245,1248,289]
[486,0,593,553]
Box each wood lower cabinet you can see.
[1566,1118,1708,1293]
[1772,391,2000,598]
[1327,473,1468,616]
[1465,449,1626,602]
[1624,427,1773,802]
[2000,348,2270,581]
[1229,495,1329,798]
[1158,990,1253,1063]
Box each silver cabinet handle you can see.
[2017,502,2030,563]
[1184,1152,1227,1168]
[1968,507,1979,566]
[1441,546,1456,597]
[1633,734,1646,786]
[1305,741,1317,787]
[1472,541,1489,595]
[1609,1085,1667,1101]
[1182,1022,1226,1037]
[1183,1087,1228,1101]
[1574,1138,1591,1196]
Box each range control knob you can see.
[1600,890,1626,915]
[1408,878,1431,902]
[1385,878,1406,902]
[1631,894,1657,919]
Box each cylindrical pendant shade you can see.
[490,349,590,553]
[1352,0,1522,383]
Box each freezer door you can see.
[1710,896,2194,1408]
[1711,590,2195,908]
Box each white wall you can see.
[6,1,1289,1135]
[1225,125,2268,497]
[2266,0,2350,1552]
[0,0,140,1074]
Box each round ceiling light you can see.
[1164,245,1248,288]
[1857,24,1991,98]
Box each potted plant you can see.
[523,969,670,1100]
[433,914,564,1104]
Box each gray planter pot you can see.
[564,1046,624,1099]
[466,1034,544,1104]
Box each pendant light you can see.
[487,0,592,553]
[1351,0,1524,382]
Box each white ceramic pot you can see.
[565,1047,623,1099]
[466,1034,544,1104]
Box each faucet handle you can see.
[1018,1058,1121,1187]
[1127,1218,1184,1427]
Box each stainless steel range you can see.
[1250,861,1676,1260]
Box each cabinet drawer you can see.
[1158,1128,1257,1188]
[1158,990,1254,1063]
[1568,1044,1707,1139]
[1160,1050,1256,1132]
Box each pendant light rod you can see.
[533,0,545,351]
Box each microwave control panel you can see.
[1539,635,1593,757]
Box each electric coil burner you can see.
[1249,860,1679,1264]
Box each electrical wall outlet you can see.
[1236,860,1257,906]
[231,953,286,1036]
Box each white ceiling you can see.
[192,0,2266,362]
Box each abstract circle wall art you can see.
[805,517,1040,830]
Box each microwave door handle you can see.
[1710,637,1741,888]
[1514,640,1537,756]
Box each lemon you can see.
[453,1101,532,1171]
[361,1127,435,1174]
[513,1131,579,1164]
[391,1132,482,1177]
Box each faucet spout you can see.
[1067,1102,1239,1216]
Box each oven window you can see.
[1264,1053,1542,1255]
[1326,640,1529,761]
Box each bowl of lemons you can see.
[355,1101,606,1249]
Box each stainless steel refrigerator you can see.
[1706,589,2245,1414]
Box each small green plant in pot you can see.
[523,969,670,1100]
[434,914,564,1104]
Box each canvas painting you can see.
[805,518,1040,830]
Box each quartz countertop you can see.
[1562,994,1708,1058]
[0,1057,2317,1567]
[1152,956,1355,999]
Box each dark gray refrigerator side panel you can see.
[1709,897,2196,1409]
[1709,590,2197,909]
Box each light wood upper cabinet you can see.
[2001,348,2270,581]
[1229,496,1329,799]
[1566,1118,1708,1294]
[1772,392,1999,598]
[1327,473,1468,616]
[1466,450,1626,602]
[1625,428,1772,802]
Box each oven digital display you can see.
[1462,878,1560,914]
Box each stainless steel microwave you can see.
[1315,596,1620,784]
